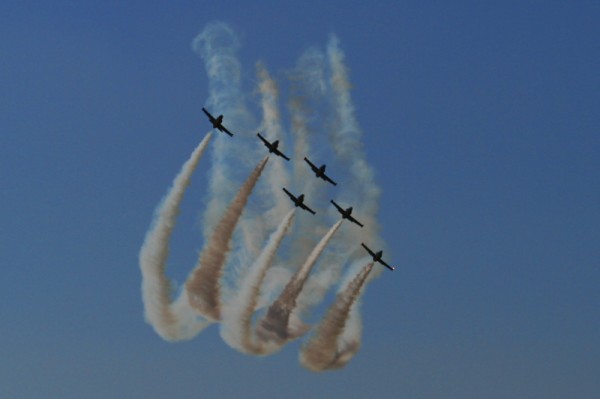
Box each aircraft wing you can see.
[275,150,291,161]
[257,133,270,146]
[300,203,316,215]
[323,174,337,186]
[304,157,318,172]
[282,188,295,201]
[347,214,364,227]
[218,125,234,136]
[378,259,395,271]
[202,107,214,121]
[330,200,344,213]
[361,243,376,257]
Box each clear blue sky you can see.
[1,1,599,398]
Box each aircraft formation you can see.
[202,107,395,271]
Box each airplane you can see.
[361,243,395,271]
[304,157,337,186]
[202,107,234,137]
[282,188,316,215]
[257,133,290,161]
[330,200,364,227]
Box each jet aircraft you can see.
[304,157,337,186]
[202,107,234,137]
[257,133,290,161]
[282,188,316,215]
[361,243,395,271]
[330,200,364,227]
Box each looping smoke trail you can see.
[185,157,269,321]
[256,63,291,222]
[292,36,387,324]
[299,261,374,371]
[255,220,343,350]
[139,133,213,341]
[220,209,297,354]
[193,22,256,239]
[327,35,382,245]
[286,48,329,265]
[285,34,387,334]
[287,47,326,190]
[141,22,390,370]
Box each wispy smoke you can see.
[327,35,382,250]
[254,63,291,236]
[193,22,256,239]
[139,23,389,371]
[185,157,269,321]
[294,35,385,321]
[255,220,343,350]
[139,133,213,341]
[299,261,374,371]
[286,48,328,265]
[221,209,297,355]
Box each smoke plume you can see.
[139,133,213,341]
[220,209,297,354]
[185,157,269,321]
[299,261,374,371]
[139,22,390,371]
[255,220,343,350]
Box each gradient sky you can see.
[1,1,599,398]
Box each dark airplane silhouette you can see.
[202,107,234,136]
[257,133,290,161]
[361,243,395,271]
[282,188,316,215]
[330,200,364,227]
[304,157,337,186]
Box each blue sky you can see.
[1,1,599,398]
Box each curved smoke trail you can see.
[185,157,269,321]
[220,209,297,354]
[140,22,390,371]
[255,220,343,350]
[294,34,387,330]
[286,48,329,266]
[326,35,382,247]
[304,35,386,356]
[139,133,213,341]
[193,22,256,239]
[299,261,374,371]
[256,63,291,225]
[238,63,292,262]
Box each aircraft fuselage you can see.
[268,140,280,152]
[213,115,223,127]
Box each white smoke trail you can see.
[299,261,374,371]
[286,48,330,266]
[287,47,326,194]
[141,23,390,371]
[220,209,296,355]
[246,63,291,252]
[139,133,213,341]
[255,220,343,350]
[298,36,382,323]
[193,22,256,239]
[294,35,387,319]
[326,35,382,248]
[185,157,269,321]
[298,36,387,358]
[330,305,363,368]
